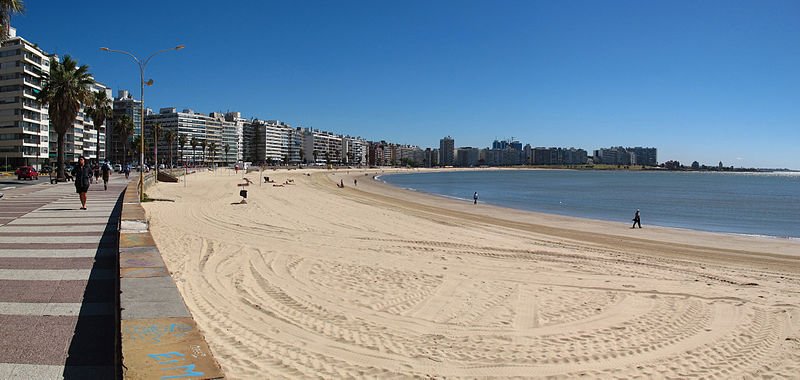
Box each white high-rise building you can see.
[0,27,50,169]
[145,108,242,166]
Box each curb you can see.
[118,180,224,379]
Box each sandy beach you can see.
[142,168,800,378]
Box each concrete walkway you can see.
[0,176,127,379]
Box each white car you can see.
[113,164,122,172]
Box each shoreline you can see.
[374,167,800,242]
[142,168,800,378]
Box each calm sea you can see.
[380,170,800,239]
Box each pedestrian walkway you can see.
[0,175,128,379]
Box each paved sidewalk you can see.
[0,176,128,379]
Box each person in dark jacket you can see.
[632,209,642,228]
[72,156,92,210]
[101,160,111,190]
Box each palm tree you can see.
[189,136,198,165]
[223,143,230,166]
[36,55,93,181]
[208,141,217,168]
[115,114,134,165]
[152,123,161,168]
[199,139,206,166]
[0,0,24,42]
[178,133,187,166]
[131,135,143,164]
[164,130,176,169]
[84,90,111,162]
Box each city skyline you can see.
[11,0,800,169]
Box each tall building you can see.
[222,112,245,164]
[533,147,588,165]
[593,146,656,166]
[0,27,50,169]
[145,108,242,166]
[244,119,302,165]
[439,136,454,166]
[301,128,342,165]
[342,136,368,166]
[456,147,480,167]
[108,90,142,164]
[76,82,112,163]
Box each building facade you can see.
[439,136,454,166]
[145,108,242,166]
[0,28,50,169]
[108,90,142,165]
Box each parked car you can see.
[40,165,52,174]
[113,164,122,173]
[15,166,38,180]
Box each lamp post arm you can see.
[142,47,180,68]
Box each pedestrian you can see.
[72,156,92,210]
[101,160,111,190]
[632,209,642,228]
[354,178,357,186]
[473,191,479,205]
[93,163,100,184]
[235,164,239,174]
[124,163,131,179]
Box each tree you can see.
[178,133,187,165]
[691,161,700,170]
[208,141,217,167]
[164,130,176,168]
[36,55,93,181]
[190,136,198,165]
[0,0,24,42]
[115,115,134,164]
[84,90,111,162]
[131,136,144,163]
[152,123,162,166]
[199,139,206,166]
[223,143,230,166]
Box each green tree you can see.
[36,55,93,181]
[115,114,134,164]
[190,136,198,165]
[164,130,176,168]
[84,90,111,161]
[178,133,186,165]
[152,123,161,166]
[208,141,217,167]
[199,139,206,166]
[223,143,230,166]
[0,0,24,42]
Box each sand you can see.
[142,168,800,378]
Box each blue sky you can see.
[13,0,800,169]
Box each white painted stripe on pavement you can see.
[9,218,110,224]
[0,302,113,316]
[0,225,106,233]
[0,249,98,258]
[0,269,114,281]
[0,363,63,380]
[0,236,102,243]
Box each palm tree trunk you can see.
[57,132,66,181]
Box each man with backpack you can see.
[101,160,112,190]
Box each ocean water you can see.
[380,170,800,239]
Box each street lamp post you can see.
[100,45,184,201]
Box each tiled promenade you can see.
[0,177,126,379]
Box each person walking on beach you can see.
[473,191,479,205]
[354,178,357,186]
[101,160,111,190]
[632,209,642,228]
[72,156,92,210]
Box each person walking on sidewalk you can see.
[632,209,642,228]
[101,160,111,190]
[72,156,92,210]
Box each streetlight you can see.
[100,44,184,201]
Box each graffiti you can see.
[148,351,205,379]
[125,322,194,344]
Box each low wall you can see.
[117,178,224,379]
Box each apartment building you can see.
[301,128,342,165]
[108,90,142,164]
[145,108,242,166]
[439,136,455,166]
[0,28,50,169]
